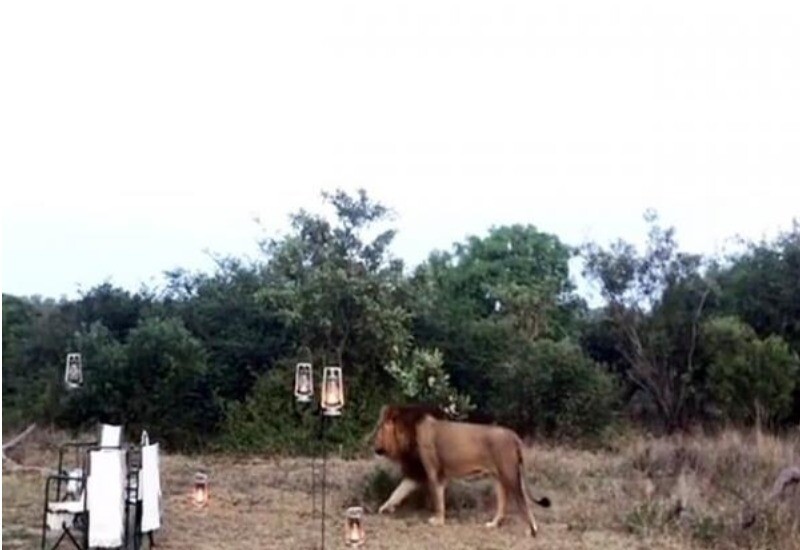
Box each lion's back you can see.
[421,418,521,477]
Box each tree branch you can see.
[3,423,37,451]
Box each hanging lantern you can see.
[64,353,83,389]
[321,367,344,416]
[193,472,209,508]
[344,506,365,547]
[294,363,314,403]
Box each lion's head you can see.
[372,404,446,461]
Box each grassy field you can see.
[4,429,799,549]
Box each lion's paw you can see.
[428,516,445,527]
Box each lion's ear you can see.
[378,405,391,424]
[380,405,398,422]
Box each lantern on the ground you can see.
[193,472,209,508]
[294,363,314,403]
[344,506,365,546]
[321,367,344,416]
[64,353,83,389]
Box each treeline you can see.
[3,190,799,451]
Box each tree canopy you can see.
[4,191,798,449]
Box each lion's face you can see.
[373,406,403,459]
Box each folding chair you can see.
[42,447,129,549]
[41,469,86,549]
[55,424,123,500]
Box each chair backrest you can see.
[87,449,126,548]
[99,424,122,448]
[139,441,162,532]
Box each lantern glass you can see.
[193,472,209,508]
[321,367,344,416]
[64,353,83,389]
[294,363,314,402]
[345,506,365,547]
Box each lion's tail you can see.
[517,443,551,508]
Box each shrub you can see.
[491,339,618,440]
[218,361,393,456]
[703,316,799,425]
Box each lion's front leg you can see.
[378,478,420,514]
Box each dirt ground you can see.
[6,428,799,549]
[5,451,689,549]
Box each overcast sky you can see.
[2,1,799,301]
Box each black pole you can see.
[311,418,317,520]
[320,413,327,550]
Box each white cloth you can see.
[87,449,126,548]
[100,424,122,447]
[139,443,162,532]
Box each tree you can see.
[715,221,800,352]
[257,189,410,380]
[162,259,295,402]
[582,211,713,431]
[410,224,580,407]
[75,283,150,339]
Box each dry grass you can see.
[4,428,800,549]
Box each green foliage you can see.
[702,316,798,424]
[59,317,218,450]
[257,188,410,380]
[163,259,295,402]
[385,348,474,418]
[492,339,618,439]
[218,362,390,456]
[582,211,713,432]
[4,197,800,452]
[2,295,78,429]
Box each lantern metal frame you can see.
[344,506,365,547]
[320,366,344,416]
[294,363,314,403]
[192,472,209,509]
[64,353,84,390]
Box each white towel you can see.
[140,443,162,532]
[100,424,122,447]
[87,449,125,548]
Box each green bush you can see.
[703,316,799,424]
[491,339,618,439]
[58,317,218,450]
[218,361,393,456]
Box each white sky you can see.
[2,0,799,300]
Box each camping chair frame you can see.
[41,470,87,550]
[54,425,123,502]
[41,445,138,550]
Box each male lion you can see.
[372,404,551,536]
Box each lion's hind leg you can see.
[485,478,507,529]
[516,471,539,537]
[500,454,539,537]
[426,479,446,526]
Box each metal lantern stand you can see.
[293,364,344,550]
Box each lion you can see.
[372,404,551,536]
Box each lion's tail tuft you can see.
[534,496,551,508]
